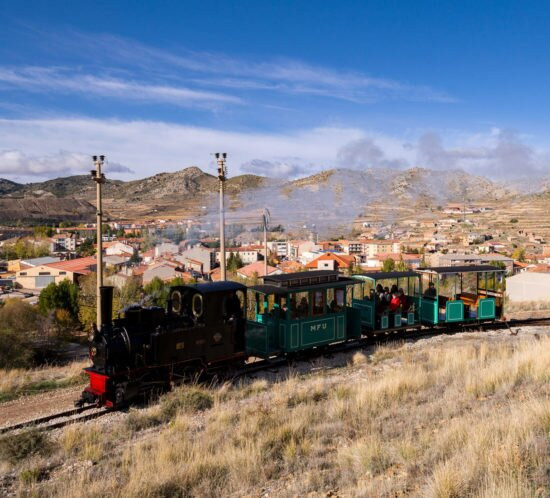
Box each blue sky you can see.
[0,0,549,182]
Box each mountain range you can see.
[0,166,516,226]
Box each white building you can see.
[506,272,550,302]
[154,243,180,258]
[215,247,262,265]
[50,233,76,252]
[267,241,289,258]
[106,242,135,257]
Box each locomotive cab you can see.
[166,282,248,363]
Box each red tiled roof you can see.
[237,261,278,277]
[133,265,148,276]
[305,253,355,269]
[45,256,97,274]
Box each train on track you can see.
[80,265,506,408]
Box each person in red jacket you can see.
[389,291,401,312]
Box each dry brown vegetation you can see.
[506,300,550,312]
[0,360,87,403]
[1,330,549,497]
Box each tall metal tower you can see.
[215,153,227,281]
[91,155,106,329]
[262,208,270,277]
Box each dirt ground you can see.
[0,386,84,428]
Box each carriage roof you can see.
[417,265,505,274]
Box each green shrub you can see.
[159,387,214,420]
[0,328,33,369]
[19,467,44,484]
[125,409,163,432]
[0,430,53,464]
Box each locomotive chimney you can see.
[99,286,114,329]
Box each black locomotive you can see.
[81,282,247,407]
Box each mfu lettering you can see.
[310,323,327,332]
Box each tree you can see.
[33,226,54,238]
[0,299,44,368]
[227,252,244,272]
[382,258,396,272]
[512,247,526,262]
[38,280,79,319]
[77,238,95,257]
[78,272,97,330]
[395,256,409,272]
[144,277,169,307]
[113,277,143,315]
[129,251,142,265]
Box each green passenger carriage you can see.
[416,265,506,325]
[351,271,422,332]
[245,270,361,357]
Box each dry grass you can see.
[506,299,550,312]
[0,360,87,402]
[3,333,550,497]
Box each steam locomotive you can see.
[80,281,249,407]
[80,266,505,408]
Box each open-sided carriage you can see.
[245,270,361,357]
[416,265,506,325]
[351,271,422,333]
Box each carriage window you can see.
[353,283,362,300]
[362,280,373,299]
[326,288,334,312]
[295,291,309,318]
[223,291,243,319]
[192,294,203,318]
[289,293,297,319]
[236,290,245,314]
[246,290,257,320]
[269,294,287,318]
[335,288,345,311]
[346,286,353,307]
[312,290,324,316]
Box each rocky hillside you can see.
[0,197,97,224]
[0,166,512,224]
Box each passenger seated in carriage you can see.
[389,291,401,312]
[399,288,410,312]
[296,297,309,318]
[424,282,437,299]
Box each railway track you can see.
[0,404,109,435]
[2,317,548,436]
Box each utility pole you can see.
[262,208,270,277]
[91,155,106,329]
[215,153,227,281]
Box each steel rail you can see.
[0,404,108,435]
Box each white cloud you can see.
[0,67,242,108]
[13,31,455,105]
[0,149,133,177]
[0,118,367,181]
[241,158,314,178]
[415,129,547,178]
[0,118,547,183]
